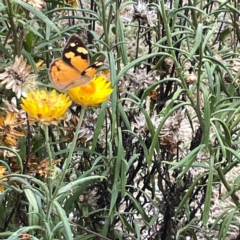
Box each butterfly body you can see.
[49,34,105,90]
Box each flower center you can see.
[81,82,96,94]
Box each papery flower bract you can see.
[68,75,113,108]
[61,110,98,143]
[0,111,25,148]
[23,0,46,11]
[65,0,78,7]
[0,55,38,98]
[79,189,100,210]
[98,69,110,80]
[2,98,26,119]
[37,159,61,178]
[0,166,6,192]
[21,89,72,125]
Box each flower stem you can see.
[44,125,53,239]
[216,166,240,208]
[52,107,86,199]
[4,0,19,56]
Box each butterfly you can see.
[49,34,105,90]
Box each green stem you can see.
[43,125,53,239]
[216,166,240,208]
[4,0,19,56]
[52,107,86,199]
[196,41,204,129]
[100,0,109,47]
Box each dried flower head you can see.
[0,166,6,192]
[78,111,98,142]
[61,110,98,143]
[21,89,72,125]
[2,98,26,119]
[9,155,38,174]
[98,69,110,80]
[122,0,156,26]
[65,0,78,7]
[79,189,100,209]
[23,0,46,11]
[132,111,148,136]
[0,55,38,98]
[159,110,185,154]
[68,75,113,108]
[131,111,161,142]
[185,73,197,85]
[162,57,174,74]
[0,111,25,149]
[149,89,158,102]
[160,135,181,155]
[132,109,185,154]
[119,69,156,92]
[36,159,61,178]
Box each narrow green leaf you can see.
[219,209,236,239]
[134,219,140,239]
[117,213,135,232]
[125,191,150,223]
[57,176,105,198]
[109,186,119,216]
[116,52,172,84]
[210,121,226,159]
[24,189,39,226]
[53,201,73,240]
[121,159,128,198]
[118,103,131,130]
[200,83,211,145]
[91,102,107,154]
[202,155,214,224]
[13,0,60,35]
[74,234,96,240]
[148,103,188,165]
[175,173,206,217]
[189,24,203,57]
[4,226,44,239]
[117,12,128,66]
[0,42,11,58]
[170,144,205,170]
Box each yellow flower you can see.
[68,76,113,108]
[21,89,72,125]
[0,166,6,192]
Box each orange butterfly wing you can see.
[49,34,105,90]
[62,34,89,72]
[49,59,91,90]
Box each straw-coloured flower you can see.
[68,76,113,107]
[79,189,100,210]
[23,0,46,11]
[21,89,72,125]
[0,111,25,148]
[0,55,38,98]
[2,98,26,120]
[36,159,61,178]
[0,166,6,192]
[65,0,78,7]
[61,111,98,143]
